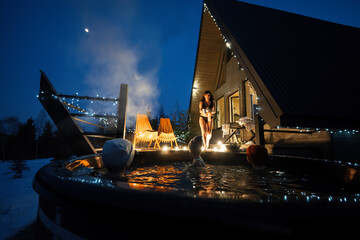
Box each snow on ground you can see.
[0,158,52,240]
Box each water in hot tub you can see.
[121,161,360,203]
[66,157,360,203]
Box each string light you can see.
[220,144,227,152]
[36,91,120,127]
[204,3,247,71]
[273,125,359,135]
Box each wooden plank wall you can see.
[189,8,224,138]
[213,56,247,124]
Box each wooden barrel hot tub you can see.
[33,151,360,239]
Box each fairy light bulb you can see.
[220,144,226,152]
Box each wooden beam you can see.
[57,93,118,102]
[240,79,247,117]
[116,84,128,139]
[70,113,119,119]
[74,118,105,129]
[62,100,87,113]
[85,135,116,139]
[82,131,117,137]
[38,70,97,156]
[254,113,265,146]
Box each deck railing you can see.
[38,70,127,156]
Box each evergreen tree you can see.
[52,129,74,159]
[148,105,167,130]
[158,104,167,119]
[41,121,54,140]
[16,118,36,159]
[0,116,20,160]
[38,121,55,157]
[169,103,189,144]
[9,159,29,178]
[35,109,48,159]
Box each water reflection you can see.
[65,158,360,203]
[126,163,189,189]
[125,163,360,203]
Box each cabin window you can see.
[229,91,240,122]
[216,96,225,128]
[245,82,258,119]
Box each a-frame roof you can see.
[196,0,360,129]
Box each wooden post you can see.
[255,113,265,146]
[240,79,247,117]
[116,84,128,139]
[239,79,247,141]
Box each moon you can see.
[84,28,89,33]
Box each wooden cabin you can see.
[189,0,360,161]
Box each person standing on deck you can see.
[199,90,215,150]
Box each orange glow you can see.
[93,156,103,168]
[66,156,103,170]
[127,165,183,187]
[133,114,158,149]
[127,183,174,192]
[66,159,91,170]
[155,118,178,149]
[345,167,358,183]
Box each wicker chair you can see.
[155,118,178,149]
[133,114,158,149]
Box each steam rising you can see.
[79,21,160,124]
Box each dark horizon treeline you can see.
[0,115,73,161]
[0,105,189,160]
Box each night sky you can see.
[1,0,360,123]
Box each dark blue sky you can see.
[1,0,360,122]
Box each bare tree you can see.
[34,109,49,159]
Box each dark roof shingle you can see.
[206,0,360,129]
